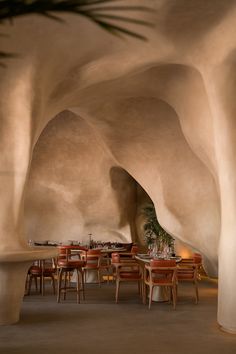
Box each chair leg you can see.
[63,271,68,300]
[29,275,40,294]
[76,269,80,304]
[28,276,33,295]
[172,285,177,310]
[166,286,169,299]
[194,280,199,304]
[33,276,38,292]
[149,285,153,309]
[138,281,143,298]
[143,283,147,304]
[115,280,120,303]
[162,286,167,300]
[39,275,42,294]
[41,274,44,296]
[80,269,85,300]
[98,269,101,287]
[57,268,63,303]
[52,275,56,295]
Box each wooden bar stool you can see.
[27,258,56,296]
[57,246,87,303]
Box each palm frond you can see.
[0,0,153,66]
[0,0,153,41]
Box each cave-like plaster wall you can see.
[25,111,138,244]
[25,110,194,259]
[0,0,236,333]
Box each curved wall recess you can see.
[25,110,144,244]
[25,109,202,262]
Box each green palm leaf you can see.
[0,0,152,39]
[0,0,153,66]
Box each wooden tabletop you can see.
[135,255,182,264]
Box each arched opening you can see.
[24,109,195,261]
[24,109,146,245]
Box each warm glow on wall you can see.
[175,239,193,259]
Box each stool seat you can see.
[57,260,86,268]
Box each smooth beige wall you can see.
[1,0,236,332]
[25,110,197,262]
[25,111,137,244]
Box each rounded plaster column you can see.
[217,143,236,334]
[205,65,236,334]
[0,248,58,325]
[0,70,58,325]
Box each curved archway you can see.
[26,109,198,261]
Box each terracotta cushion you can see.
[87,250,101,255]
[150,260,176,267]
[119,271,141,279]
[131,246,139,254]
[152,269,173,275]
[29,266,55,275]
[57,260,86,268]
[86,256,100,261]
[177,273,194,279]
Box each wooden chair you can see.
[177,253,202,303]
[27,258,56,296]
[57,246,87,303]
[81,249,105,286]
[117,245,140,262]
[144,259,177,309]
[111,252,143,303]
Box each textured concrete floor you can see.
[0,278,236,354]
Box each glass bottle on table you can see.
[88,233,93,249]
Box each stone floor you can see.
[0,277,236,354]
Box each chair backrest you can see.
[58,246,88,262]
[131,245,139,254]
[150,259,176,267]
[147,259,177,281]
[83,249,102,266]
[193,253,202,264]
[177,253,202,279]
[58,247,72,262]
[87,249,102,255]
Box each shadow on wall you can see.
[110,166,137,229]
[161,0,236,44]
[24,109,203,259]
